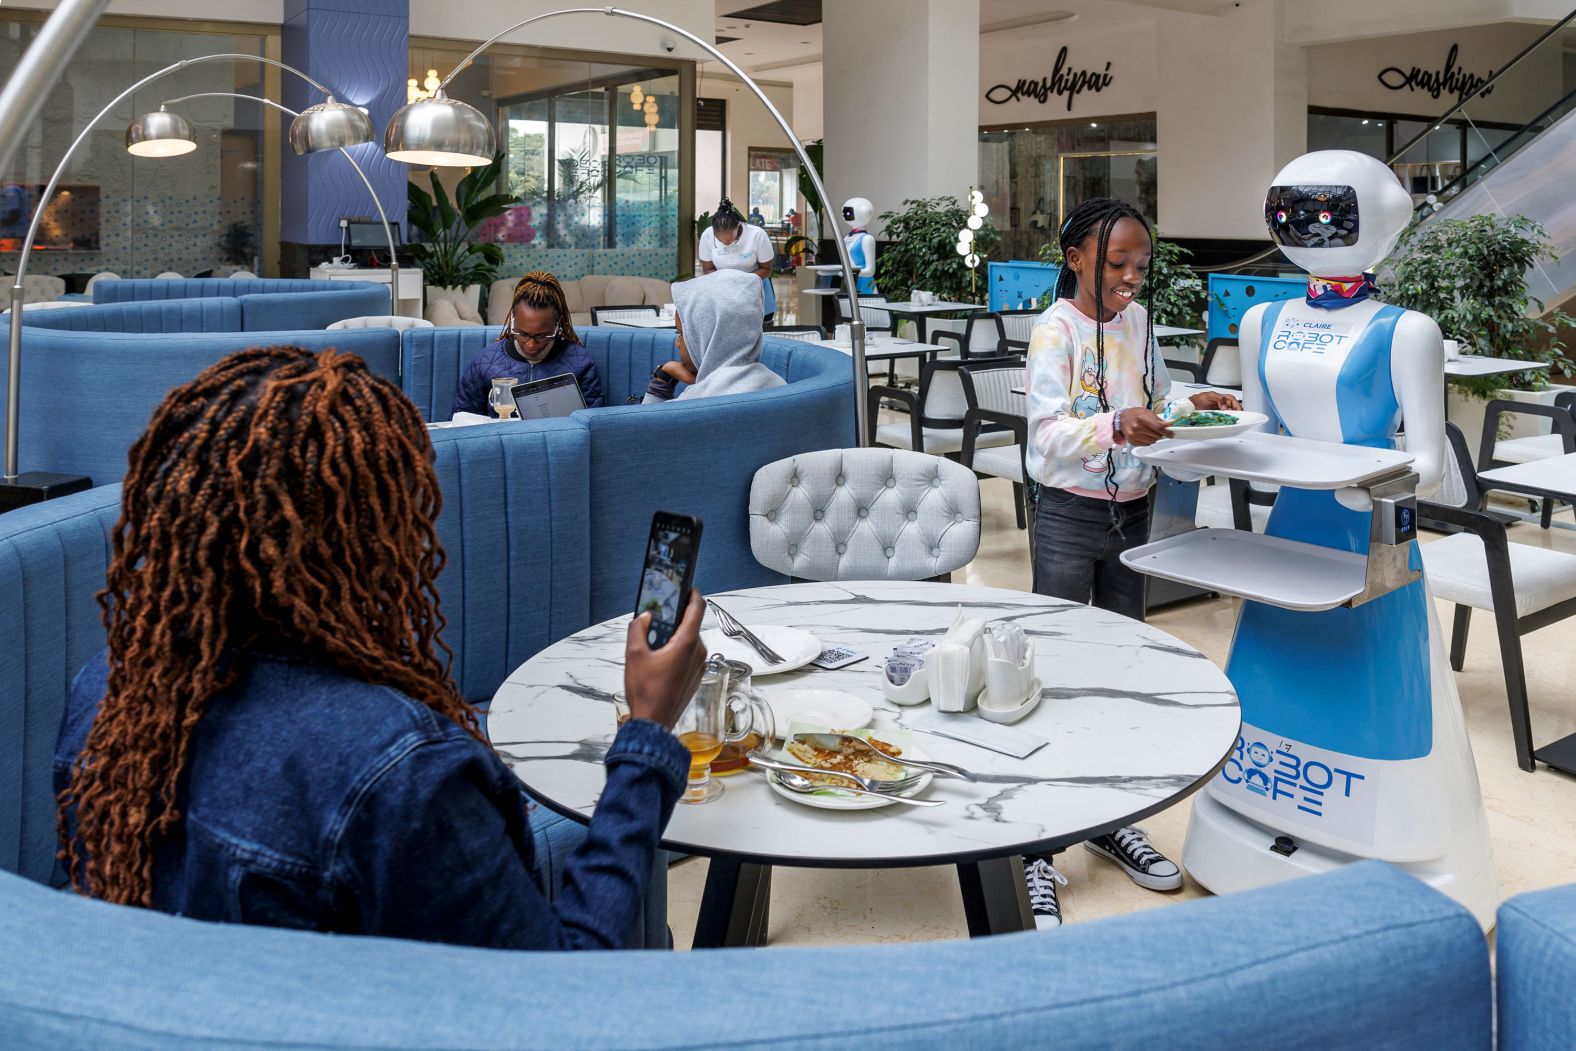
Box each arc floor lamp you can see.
[130,91,401,317]
[2,52,374,501]
[381,5,872,445]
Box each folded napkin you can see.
[928,608,987,713]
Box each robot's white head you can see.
[1265,151,1413,277]
[841,197,874,229]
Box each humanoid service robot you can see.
[1180,150,1499,926]
[841,197,878,294]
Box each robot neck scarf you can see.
[1306,273,1378,310]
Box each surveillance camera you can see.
[661,37,677,53]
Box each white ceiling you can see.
[705,0,1236,79]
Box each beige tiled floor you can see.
[667,479,1576,948]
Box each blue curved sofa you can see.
[0,858,1493,1049]
[89,277,388,332]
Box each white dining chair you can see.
[958,363,1030,529]
[749,448,981,583]
[83,271,119,293]
[227,270,259,279]
[155,271,183,280]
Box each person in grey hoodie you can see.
[643,268,786,404]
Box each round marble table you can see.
[489,580,1240,946]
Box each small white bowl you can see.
[977,678,1042,724]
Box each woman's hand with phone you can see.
[623,589,707,728]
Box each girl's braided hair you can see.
[56,345,478,906]
[1053,197,1157,503]
[500,270,578,348]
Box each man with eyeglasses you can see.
[452,271,605,418]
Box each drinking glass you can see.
[488,377,518,419]
[677,655,776,803]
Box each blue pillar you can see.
[280,0,407,251]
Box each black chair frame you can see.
[1478,398,1576,528]
[957,363,1031,530]
[1424,423,1576,772]
[867,354,1020,454]
[933,313,1007,360]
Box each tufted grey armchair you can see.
[749,449,981,582]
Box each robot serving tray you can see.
[1135,431,1414,490]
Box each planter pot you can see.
[1448,382,1576,463]
[425,284,482,324]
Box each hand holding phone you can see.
[624,589,707,729]
[634,512,703,649]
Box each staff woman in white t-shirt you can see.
[697,197,777,322]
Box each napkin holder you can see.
[928,612,987,713]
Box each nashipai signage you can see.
[984,46,1113,113]
[1376,43,1494,104]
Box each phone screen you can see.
[635,513,702,649]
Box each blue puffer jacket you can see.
[452,335,605,417]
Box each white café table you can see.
[489,580,1241,947]
[1444,355,1550,380]
[601,315,676,329]
[814,335,946,368]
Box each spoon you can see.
[772,768,944,807]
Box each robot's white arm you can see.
[1391,310,1447,498]
[852,231,876,278]
[1236,302,1280,434]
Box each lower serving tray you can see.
[1120,528,1369,611]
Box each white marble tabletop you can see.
[1155,324,1205,339]
[1444,355,1551,379]
[1479,451,1576,501]
[600,315,675,329]
[813,336,945,362]
[876,300,987,314]
[489,581,1240,868]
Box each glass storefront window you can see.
[978,116,1156,261]
[1307,108,1522,205]
[746,148,798,226]
[415,42,689,283]
[0,16,270,281]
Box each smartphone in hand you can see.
[634,511,703,649]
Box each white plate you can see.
[763,689,873,738]
[700,625,820,675]
[766,744,935,811]
[1162,409,1269,441]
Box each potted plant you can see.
[406,151,518,320]
[875,195,1002,306]
[219,221,254,273]
[1382,213,1575,451]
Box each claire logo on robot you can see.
[1221,736,1367,820]
[984,47,1114,112]
[1271,317,1354,353]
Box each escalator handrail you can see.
[1385,8,1576,164]
[1416,82,1576,212]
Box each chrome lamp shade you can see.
[288,99,375,156]
[124,109,196,157]
[383,93,494,166]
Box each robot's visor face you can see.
[842,205,856,222]
[1265,184,1359,249]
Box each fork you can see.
[746,751,927,794]
[708,600,785,664]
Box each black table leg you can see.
[692,857,773,948]
[956,855,1034,937]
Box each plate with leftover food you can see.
[1161,408,1268,441]
[766,728,934,811]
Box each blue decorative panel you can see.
[281,0,408,244]
[1206,273,1305,342]
[988,260,1060,311]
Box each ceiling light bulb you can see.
[424,69,440,92]
[956,241,970,256]
[966,215,982,230]
[974,203,989,218]
[958,227,974,244]
[965,253,980,268]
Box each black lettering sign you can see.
[1377,43,1494,103]
[984,46,1114,113]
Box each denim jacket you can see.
[452,336,605,417]
[54,650,689,950]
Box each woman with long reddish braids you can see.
[54,345,705,949]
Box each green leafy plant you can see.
[694,209,712,242]
[405,151,518,290]
[783,234,816,264]
[1381,213,1575,401]
[874,195,1001,304]
[219,221,254,266]
[796,139,824,242]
